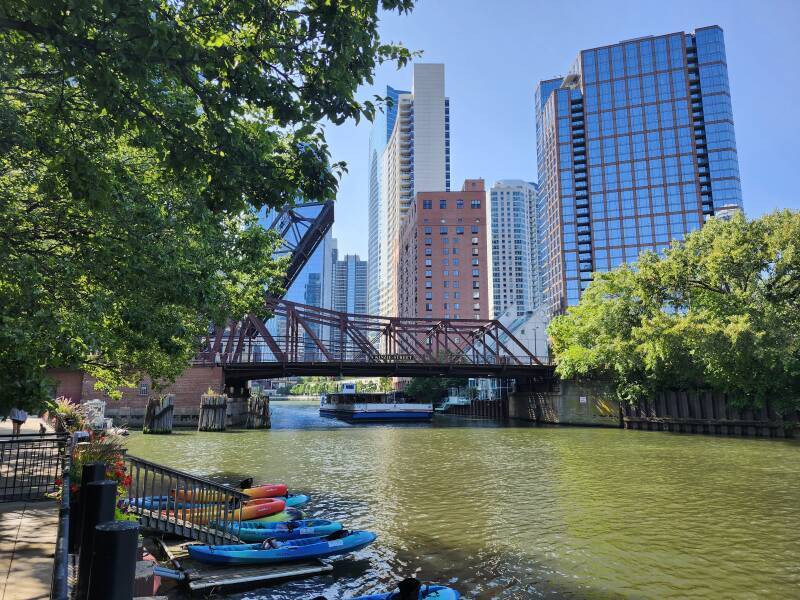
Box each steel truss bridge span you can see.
[198,298,552,381]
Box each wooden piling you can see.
[245,396,271,429]
[198,393,228,432]
[143,395,174,434]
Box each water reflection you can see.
[125,400,800,599]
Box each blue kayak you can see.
[275,493,309,508]
[127,496,192,510]
[350,585,460,600]
[187,530,376,565]
[223,519,342,542]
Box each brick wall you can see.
[48,365,225,427]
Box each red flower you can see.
[55,477,63,486]
[123,475,132,488]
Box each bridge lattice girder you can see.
[198,299,549,380]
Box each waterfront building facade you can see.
[329,247,368,351]
[398,179,490,320]
[490,180,540,317]
[535,26,743,314]
[369,63,451,317]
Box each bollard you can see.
[76,480,117,600]
[87,521,140,600]
[71,462,106,553]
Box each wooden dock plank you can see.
[186,560,333,591]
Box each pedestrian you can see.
[9,407,28,436]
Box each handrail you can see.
[124,454,245,544]
[50,437,71,600]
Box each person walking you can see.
[9,407,28,436]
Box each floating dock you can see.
[157,538,333,593]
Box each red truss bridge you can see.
[197,298,552,382]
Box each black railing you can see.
[125,454,246,544]
[0,433,69,501]
[51,438,71,600]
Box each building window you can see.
[440,226,448,234]
[425,281,432,289]
[471,200,481,209]
[472,269,480,276]
[454,303,460,310]
[425,248,432,256]
[456,226,464,234]
[443,281,449,288]
[425,259,432,266]
[473,303,481,310]
[424,226,432,234]
[423,200,432,209]
[456,200,464,209]
[453,247,459,255]
[425,292,433,300]
[425,269,432,277]
[425,303,433,312]
[472,280,480,289]
[440,199,447,209]
[471,247,479,255]
[471,237,479,244]
[425,237,432,245]
[471,225,479,234]
[138,382,149,397]
[453,281,459,288]
[473,292,480,300]
[472,258,479,266]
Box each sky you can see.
[325,0,800,257]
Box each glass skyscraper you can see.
[536,26,743,314]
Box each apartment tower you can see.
[535,26,743,314]
[368,64,451,317]
[398,179,490,320]
[490,180,541,317]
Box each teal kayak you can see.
[275,493,309,508]
[222,519,342,542]
[187,530,376,565]
[350,585,459,599]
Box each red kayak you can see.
[242,483,288,499]
[167,497,285,524]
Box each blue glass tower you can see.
[536,26,743,314]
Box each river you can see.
[125,399,800,599]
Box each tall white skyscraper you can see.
[367,63,450,317]
[490,180,541,317]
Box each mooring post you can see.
[76,479,117,600]
[87,521,141,600]
[72,462,106,553]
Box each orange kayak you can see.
[242,484,288,499]
[167,498,285,525]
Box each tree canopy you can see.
[0,0,415,412]
[548,211,800,411]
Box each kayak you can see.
[252,508,306,523]
[351,585,460,600]
[275,493,309,508]
[129,496,275,511]
[166,497,285,524]
[187,530,377,565]
[242,483,288,499]
[222,519,343,542]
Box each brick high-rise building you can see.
[399,179,490,320]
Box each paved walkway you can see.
[0,501,59,600]
[0,417,53,438]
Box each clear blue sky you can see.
[326,0,800,257]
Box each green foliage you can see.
[548,212,800,410]
[404,377,467,403]
[0,1,416,412]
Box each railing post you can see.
[87,521,140,600]
[76,480,117,600]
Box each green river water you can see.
[125,400,800,599]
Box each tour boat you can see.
[320,391,433,422]
[187,530,377,565]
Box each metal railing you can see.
[124,454,246,544]
[51,438,71,600]
[0,433,69,501]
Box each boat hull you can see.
[223,519,342,542]
[319,409,433,422]
[187,531,377,565]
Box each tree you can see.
[548,211,800,410]
[0,1,415,412]
[404,377,467,404]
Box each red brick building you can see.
[399,179,490,319]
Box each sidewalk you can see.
[0,501,59,600]
[0,417,54,438]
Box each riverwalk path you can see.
[0,417,60,600]
[0,501,58,600]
